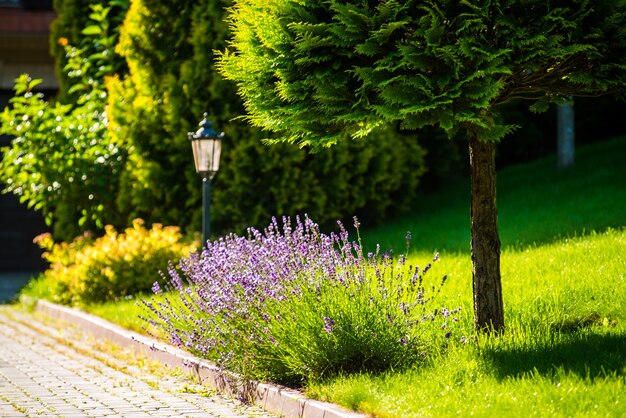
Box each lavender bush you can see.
[142,216,460,385]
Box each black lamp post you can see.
[188,113,224,246]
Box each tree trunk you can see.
[469,136,504,332]
[557,100,575,168]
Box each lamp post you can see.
[188,113,224,246]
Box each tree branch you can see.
[494,54,594,106]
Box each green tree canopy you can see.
[219,0,626,146]
[218,0,626,331]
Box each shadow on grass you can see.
[361,137,626,255]
[483,331,626,381]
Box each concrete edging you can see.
[33,299,366,418]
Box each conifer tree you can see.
[217,0,626,332]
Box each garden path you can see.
[0,306,273,418]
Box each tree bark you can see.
[469,136,504,332]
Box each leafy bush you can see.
[143,216,460,386]
[32,219,198,305]
[0,72,122,240]
[0,2,128,240]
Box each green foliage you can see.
[51,0,128,100]
[51,0,99,99]
[0,74,122,239]
[0,2,128,240]
[107,0,426,236]
[218,0,626,146]
[211,126,426,232]
[32,219,198,306]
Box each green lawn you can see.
[305,136,626,417]
[364,136,626,254]
[307,228,626,417]
[73,136,626,417]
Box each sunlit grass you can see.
[363,136,626,254]
[307,229,626,417]
[84,295,164,337]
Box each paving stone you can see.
[0,306,274,418]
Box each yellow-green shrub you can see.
[34,219,198,306]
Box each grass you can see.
[307,229,626,417]
[23,136,626,417]
[302,136,626,417]
[364,136,626,254]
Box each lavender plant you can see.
[142,216,460,385]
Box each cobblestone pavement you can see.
[0,306,274,418]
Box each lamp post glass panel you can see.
[188,114,224,246]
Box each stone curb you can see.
[33,299,367,418]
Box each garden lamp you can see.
[188,113,224,246]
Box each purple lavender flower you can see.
[399,302,410,315]
[143,214,456,379]
[323,316,335,333]
[170,332,182,347]
[151,282,162,295]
